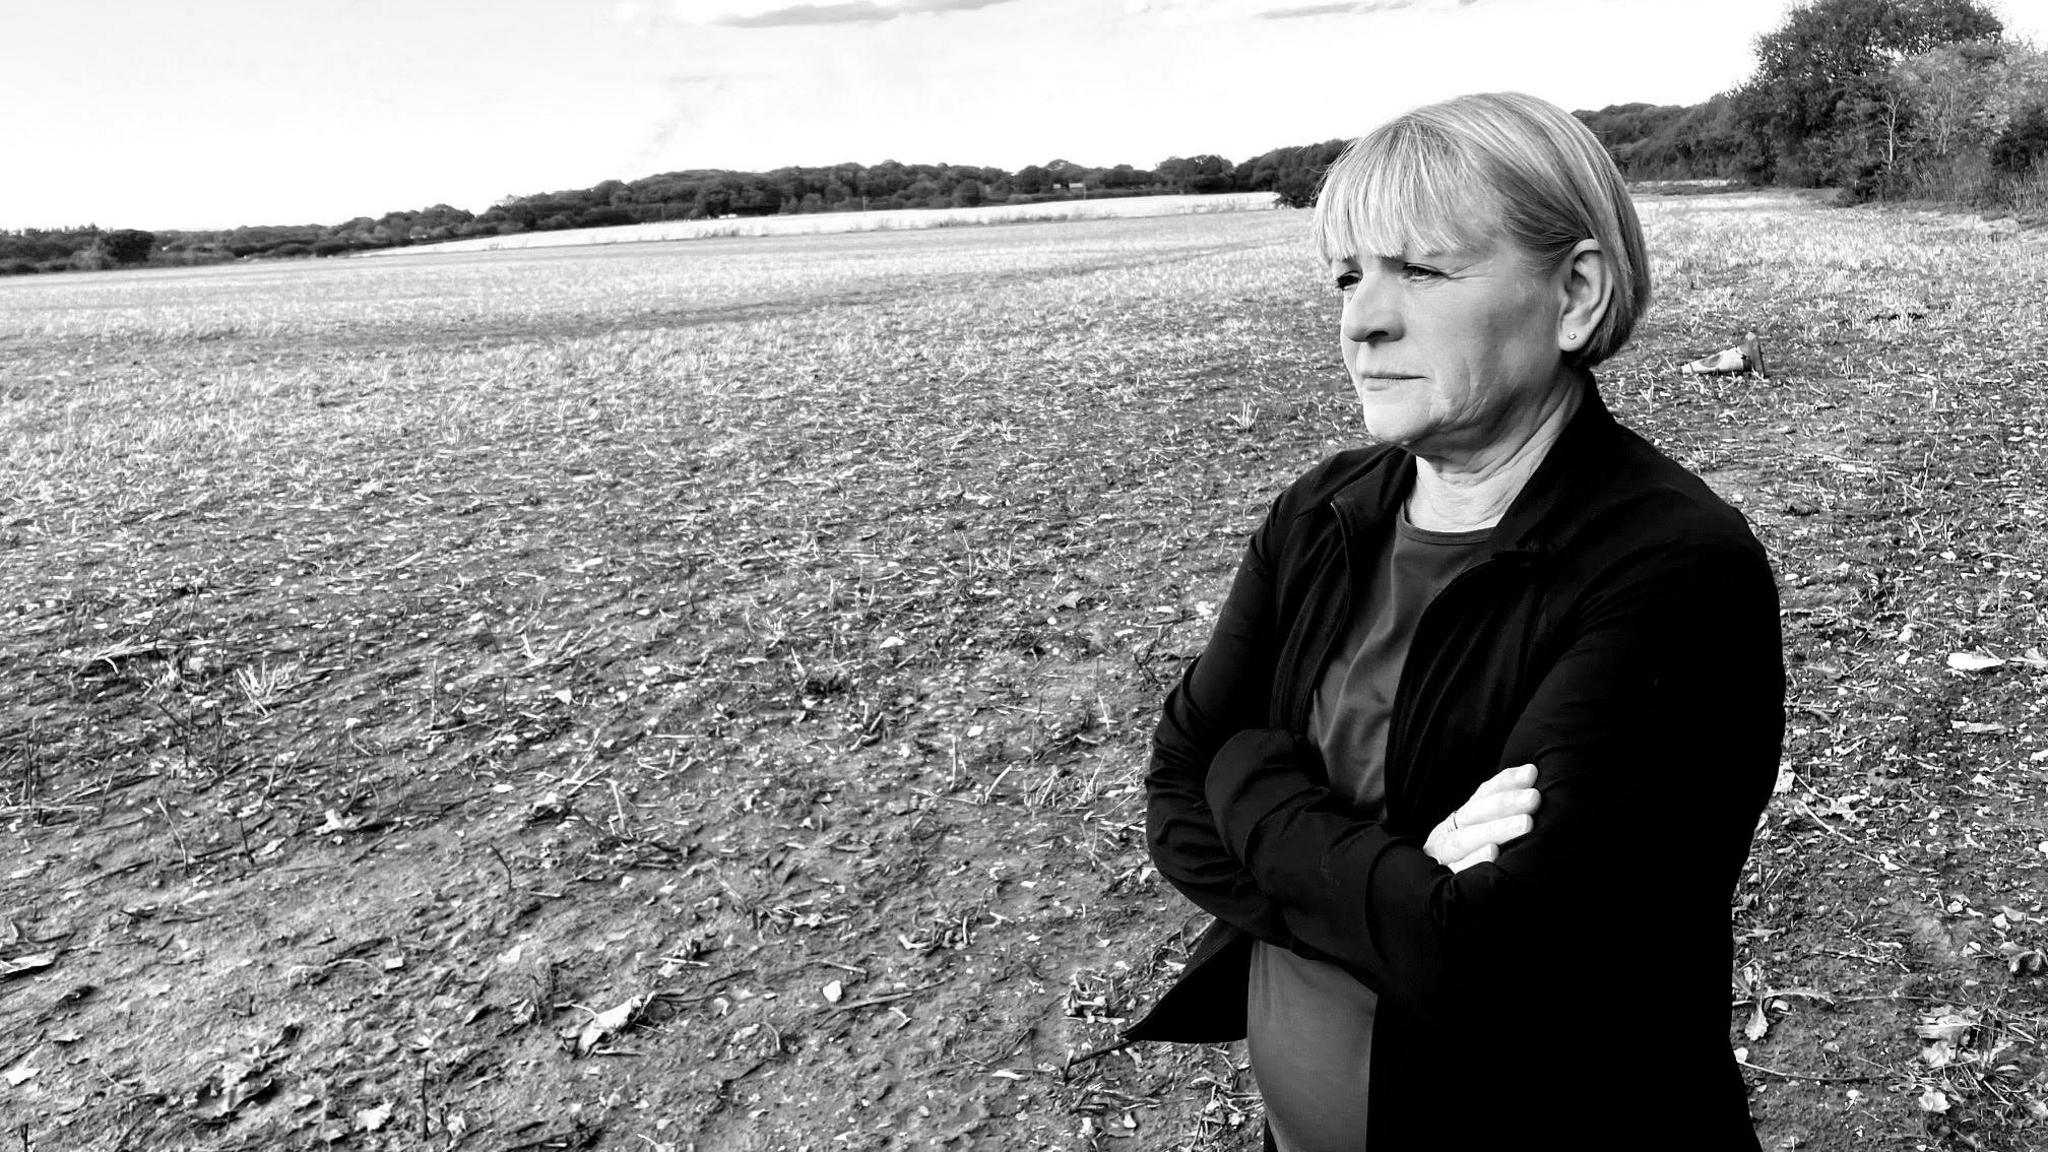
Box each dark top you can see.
[1250,513,1488,1151]
[1132,382,1784,1150]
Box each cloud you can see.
[1257,0,1415,16]
[1129,0,1487,18]
[708,0,1021,27]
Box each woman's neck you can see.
[1406,378,1584,533]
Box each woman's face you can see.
[1331,234,1573,463]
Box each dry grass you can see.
[3,193,2047,1151]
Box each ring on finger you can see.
[1450,810,1462,831]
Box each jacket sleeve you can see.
[1204,542,1784,1024]
[1143,498,1299,945]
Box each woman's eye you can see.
[1334,272,1360,292]
[1401,264,1442,280]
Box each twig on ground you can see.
[832,980,945,1013]
[1736,1056,1875,1084]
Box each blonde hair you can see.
[1312,91,1650,368]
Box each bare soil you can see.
[5,202,2048,1150]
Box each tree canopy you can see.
[1735,0,2005,188]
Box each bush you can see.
[155,246,235,267]
[1992,104,2048,177]
[576,207,636,228]
[102,229,155,265]
[269,243,313,258]
[1272,173,1318,208]
[0,260,35,276]
[311,239,352,257]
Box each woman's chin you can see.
[1357,412,1434,449]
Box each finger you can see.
[1440,814,1534,861]
[1461,786,1542,826]
[1468,763,1538,800]
[1448,844,1498,873]
[1432,811,1532,867]
[1459,813,1535,850]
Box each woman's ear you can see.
[1557,239,1611,356]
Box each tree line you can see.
[7,0,2044,276]
[0,145,1344,275]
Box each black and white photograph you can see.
[5,1,2048,1148]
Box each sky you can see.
[4,0,2045,231]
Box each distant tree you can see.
[1094,163,1140,190]
[1235,139,1345,204]
[1890,39,2003,159]
[1736,0,2003,186]
[408,203,475,241]
[863,161,910,201]
[1015,164,1051,195]
[1271,173,1318,208]
[1991,101,2048,176]
[736,179,782,216]
[100,228,155,265]
[691,183,733,219]
[1158,154,1234,193]
[951,179,986,208]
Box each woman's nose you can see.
[1341,277,1399,346]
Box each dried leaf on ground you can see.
[0,951,58,980]
[356,1101,393,1132]
[575,992,653,1056]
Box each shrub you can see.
[103,229,155,265]
[1272,173,1318,209]
[1992,104,2048,177]
[576,207,636,228]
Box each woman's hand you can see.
[1425,763,1541,873]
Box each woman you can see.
[1131,92,1784,1149]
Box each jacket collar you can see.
[1327,376,1631,558]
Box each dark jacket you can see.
[1133,384,1783,1149]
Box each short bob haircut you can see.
[1313,91,1650,369]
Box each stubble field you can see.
[4,195,2048,1151]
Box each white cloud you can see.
[681,0,1023,26]
[1125,0,1481,17]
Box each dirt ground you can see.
[5,201,2048,1149]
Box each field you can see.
[3,193,2048,1151]
[353,194,1283,258]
